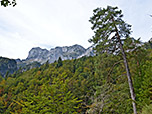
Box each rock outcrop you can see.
[24,44,94,64]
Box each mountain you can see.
[23,44,94,64]
[0,44,94,76]
[0,57,17,77]
[78,46,94,58]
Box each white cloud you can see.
[0,0,152,59]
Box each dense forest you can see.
[0,40,152,113]
[0,5,152,114]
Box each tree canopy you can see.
[1,0,16,7]
[89,6,137,114]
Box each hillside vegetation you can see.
[0,46,151,113]
[0,5,152,114]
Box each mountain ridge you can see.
[19,44,94,65]
[0,44,94,77]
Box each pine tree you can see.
[89,6,137,114]
[56,57,63,68]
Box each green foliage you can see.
[87,53,133,114]
[136,57,152,107]
[89,6,131,54]
[20,76,81,114]
[0,57,96,113]
[142,104,152,114]
[0,74,3,82]
[56,57,63,68]
[0,0,16,7]
[144,38,152,49]
[89,6,145,114]
[0,48,151,113]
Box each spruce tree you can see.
[89,6,137,114]
[56,57,63,68]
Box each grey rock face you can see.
[26,47,49,64]
[25,44,93,64]
[78,46,94,58]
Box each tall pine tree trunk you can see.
[112,17,137,114]
[118,35,137,114]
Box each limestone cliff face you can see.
[77,46,94,58]
[25,44,93,64]
[26,47,49,64]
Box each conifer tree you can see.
[89,6,137,114]
[56,57,63,68]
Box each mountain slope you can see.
[0,57,17,77]
[0,48,151,113]
[0,44,94,76]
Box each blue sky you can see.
[0,0,152,59]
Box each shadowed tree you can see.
[0,73,3,82]
[89,6,137,114]
[1,0,16,7]
[56,57,63,68]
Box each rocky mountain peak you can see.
[0,44,94,76]
[23,44,93,64]
[26,47,49,62]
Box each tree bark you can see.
[112,17,137,114]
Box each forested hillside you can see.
[0,57,17,77]
[0,46,151,113]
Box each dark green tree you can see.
[56,57,63,68]
[144,38,152,49]
[5,71,10,80]
[89,6,137,114]
[0,73,3,82]
[1,0,16,7]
